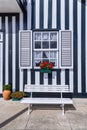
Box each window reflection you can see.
[50,41,57,48]
[42,51,49,58]
[42,41,49,49]
[42,33,49,40]
[35,41,41,49]
[50,33,57,40]
[50,51,57,58]
[35,33,41,40]
[34,51,41,58]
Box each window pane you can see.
[42,51,49,58]
[42,33,49,40]
[50,33,57,40]
[50,51,57,58]
[34,51,41,58]
[35,33,41,40]
[35,41,41,49]
[50,59,57,66]
[42,41,49,48]
[34,60,41,67]
[50,41,57,48]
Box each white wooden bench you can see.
[20,85,73,115]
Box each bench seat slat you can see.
[20,98,73,104]
[24,89,70,92]
[24,85,70,93]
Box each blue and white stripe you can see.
[0,13,20,92]
[31,0,87,94]
[0,0,87,96]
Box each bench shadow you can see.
[0,107,28,128]
[32,104,76,111]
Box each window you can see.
[33,32,58,68]
[19,30,73,69]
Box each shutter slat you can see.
[59,30,73,69]
[19,30,32,69]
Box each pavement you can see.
[0,98,87,130]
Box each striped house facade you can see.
[0,0,87,97]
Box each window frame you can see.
[33,31,59,69]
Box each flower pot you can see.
[2,90,11,100]
[12,98,21,101]
[40,69,51,73]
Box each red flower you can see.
[40,62,46,68]
[48,63,53,69]
[40,62,53,69]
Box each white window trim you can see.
[33,31,59,69]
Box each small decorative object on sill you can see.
[40,61,53,73]
[11,91,26,101]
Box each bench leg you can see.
[61,104,64,115]
[27,104,32,115]
[30,104,32,109]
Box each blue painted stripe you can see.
[8,16,12,86]
[65,69,69,85]
[48,73,52,85]
[57,0,61,30]
[23,13,27,30]
[81,0,86,5]
[2,16,5,85]
[65,0,69,29]
[65,0,69,85]
[57,69,61,85]
[40,71,44,84]
[23,69,27,90]
[40,0,44,29]
[48,0,52,29]
[81,1,86,93]
[73,0,78,93]
[32,0,35,29]
[23,11,27,90]
[31,69,35,84]
[16,14,19,91]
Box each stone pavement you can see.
[0,98,87,130]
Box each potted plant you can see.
[40,61,53,73]
[11,91,26,101]
[2,84,11,100]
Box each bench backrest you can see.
[24,85,70,93]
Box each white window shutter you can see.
[59,30,73,69]
[19,30,32,69]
